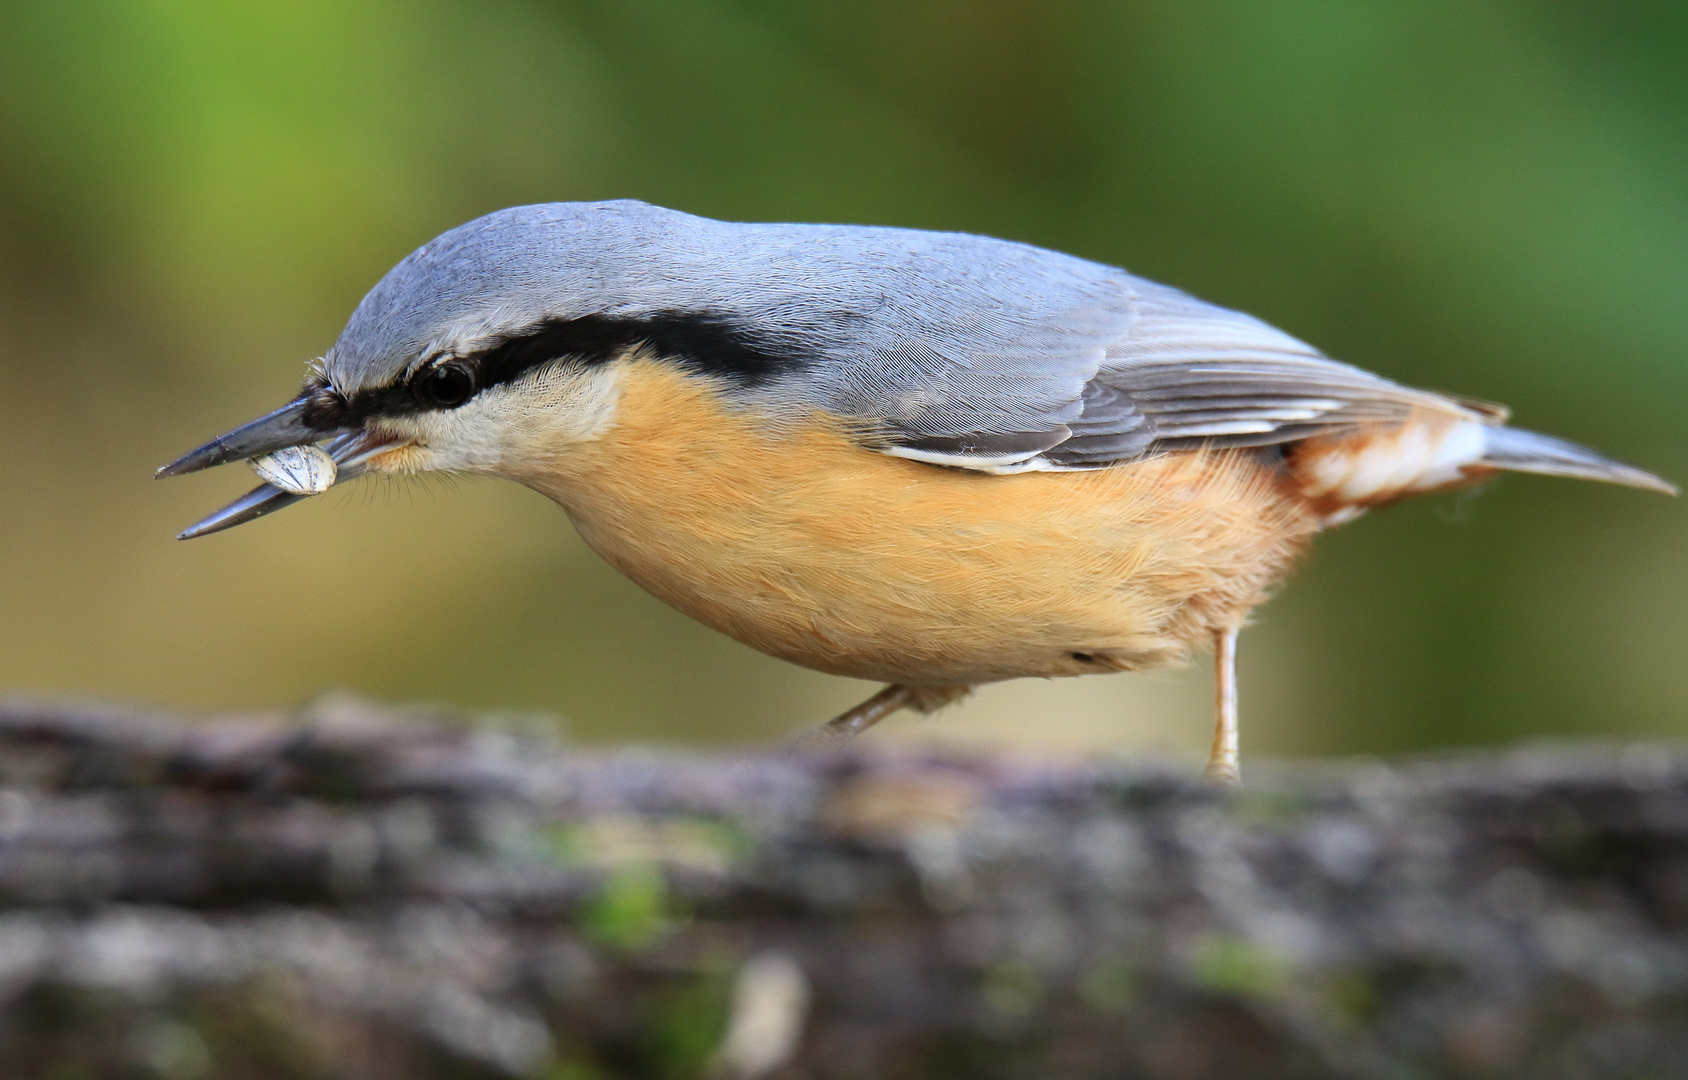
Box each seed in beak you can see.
[249,444,337,495]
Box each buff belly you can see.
[511,360,1323,687]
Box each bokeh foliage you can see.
[0,0,1683,756]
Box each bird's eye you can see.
[418,363,476,408]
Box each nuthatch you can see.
[158,201,1675,783]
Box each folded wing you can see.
[854,271,1479,473]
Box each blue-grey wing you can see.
[806,265,1483,473]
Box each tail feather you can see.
[1481,426,1677,495]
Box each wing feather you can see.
[1037,280,1474,469]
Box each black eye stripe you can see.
[471,311,803,393]
[298,310,807,430]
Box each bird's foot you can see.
[789,683,971,752]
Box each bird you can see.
[157,200,1675,784]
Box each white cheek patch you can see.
[1298,419,1487,502]
[388,363,623,474]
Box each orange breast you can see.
[507,359,1322,686]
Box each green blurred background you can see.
[0,0,1683,759]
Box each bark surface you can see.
[0,698,1685,1079]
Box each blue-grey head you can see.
[161,201,781,535]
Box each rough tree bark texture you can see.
[0,699,1685,1080]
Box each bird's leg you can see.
[807,684,912,745]
[792,683,972,750]
[1203,625,1242,787]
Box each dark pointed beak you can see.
[158,401,405,540]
